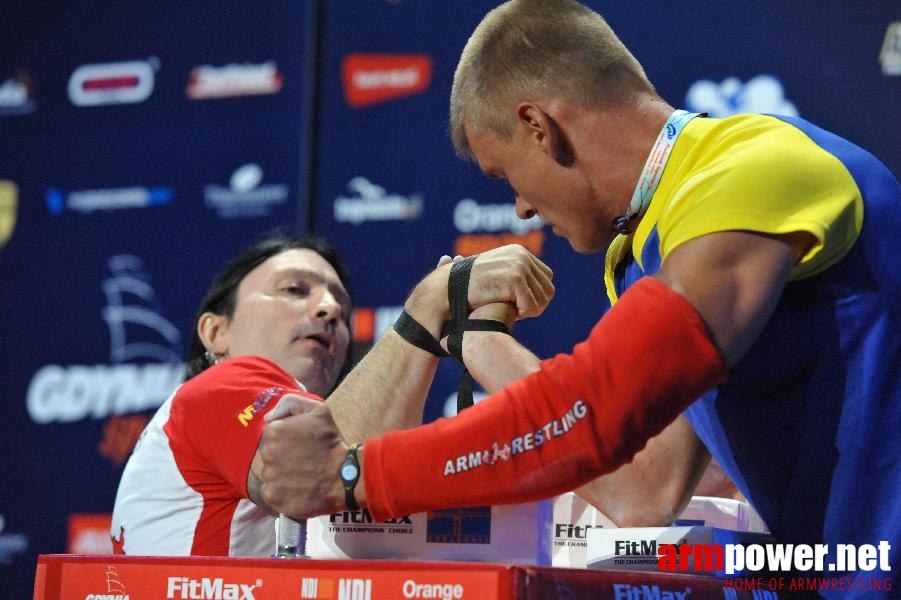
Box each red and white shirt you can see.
[111,356,318,556]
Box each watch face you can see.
[341,462,359,482]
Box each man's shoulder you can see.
[183,356,295,391]
[170,356,302,414]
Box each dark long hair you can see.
[184,231,354,385]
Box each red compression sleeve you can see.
[363,277,728,521]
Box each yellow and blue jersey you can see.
[607,113,901,590]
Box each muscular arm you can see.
[656,230,813,368]
[327,244,552,442]
[574,415,711,526]
[262,231,810,520]
[464,314,712,527]
[327,329,440,441]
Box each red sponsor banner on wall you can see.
[341,54,433,108]
[67,514,113,555]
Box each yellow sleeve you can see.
[654,117,863,281]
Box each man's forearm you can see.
[327,267,450,441]
[462,330,540,394]
[328,328,439,442]
[360,278,729,520]
[574,415,711,527]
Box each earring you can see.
[204,350,228,365]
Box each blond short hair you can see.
[450,0,655,158]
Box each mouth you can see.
[294,329,335,354]
[308,331,333,349]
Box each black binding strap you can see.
[393,310,448,357]
[392,255,511,412]
[442,256,510,412]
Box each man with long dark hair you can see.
[111,231,553,556]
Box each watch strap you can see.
[342,443,362,511]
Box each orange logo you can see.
[99,414,150,467]
[341,54,432,108]
[454,229,546,258]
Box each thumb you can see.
[264,393,321,422]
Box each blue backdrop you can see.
[1,1,898,596]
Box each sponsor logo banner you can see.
[204,164,289,219]
[0,514,29,565]
[451,198,545,257]
[341,54,432,108]
[68,59,158,107]
[68,514,113,555]
[48,561,500,600]
[333,177,422,225]
[0,73,36,115]
[27,255,183,425]
[187,62,284,99]
[46,186,173,215]
[685,74,797,117]
[882,22,901,75]
[426,507,492,545]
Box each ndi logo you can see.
[300,577,372,600]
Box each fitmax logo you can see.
[556,523,599,539]
[329,509,412,524]
[613,583,691,600]
[615,539,666,556]
[166,577,261,600]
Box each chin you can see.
[288,364,328,395]
[567,237,604,255]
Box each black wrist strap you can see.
[441,256,511,412]
[393,255,512,412]
[393,310,448,357]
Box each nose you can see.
[313,287,342,324]
[515,196,537,220]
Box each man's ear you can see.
[517,102,574,167]
[197,312,230,355]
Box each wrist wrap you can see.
[392,255,512,412]
[441,256,511,412]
